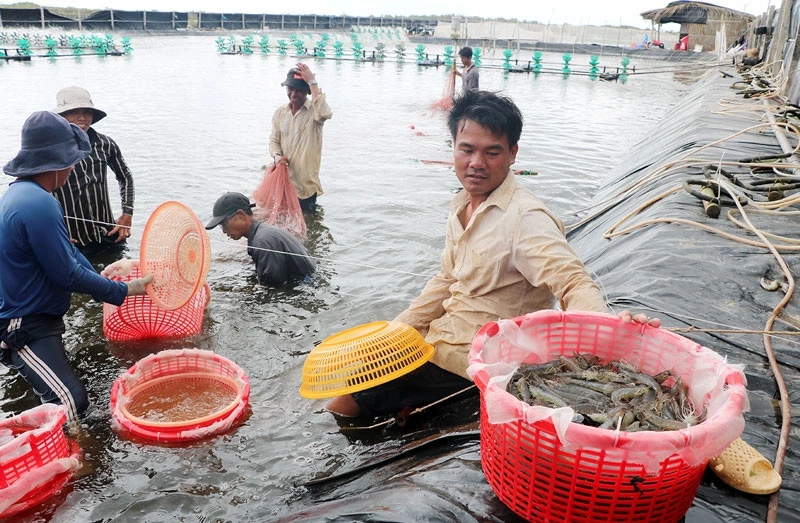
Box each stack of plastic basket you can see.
[0,404,81,519]
[468,310,748,523]
[110,348,250,443]
[102,199,212,341]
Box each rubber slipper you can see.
[708,437,782,495]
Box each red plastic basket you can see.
[469,310,747,523]
[110,349,250,443]
[103,266,210,341]
[0,404,81,519]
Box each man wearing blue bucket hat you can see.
[0,111,152,423]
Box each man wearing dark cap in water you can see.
[206,192,316,285]
[269,62,333,214]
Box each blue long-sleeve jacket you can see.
[0,179,127,319]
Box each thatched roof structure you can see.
[640,1,754,52]
[641,1,754,25]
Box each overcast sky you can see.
[38,0,778,28]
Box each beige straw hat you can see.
[52,86,107,123]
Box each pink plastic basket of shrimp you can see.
[468,310,748,523]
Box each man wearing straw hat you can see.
[0,111,152,423]
[270,62,333,214]
[326,91,658,419]
[51,86,136,259]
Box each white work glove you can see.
[126,273,154,296]
[101,258,139,280]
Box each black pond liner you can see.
[274,70,800,523]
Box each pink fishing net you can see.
[430,70,455,112]
[252,163,306,239]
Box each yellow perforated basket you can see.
[300,321,435,399]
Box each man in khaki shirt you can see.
[326,91,657,419]
[270,62,333,214]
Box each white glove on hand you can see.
[126,274,154,296]
[101,258,139,280]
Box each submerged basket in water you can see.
[140,200,211,311]
[300,321,435,398]
[0,404,81,519]
[103,266,209,341]
[468,310,747,523]
[110,349,250,443]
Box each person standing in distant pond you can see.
[452,46,479,94]
[270,62,333,214]
[52,86,136,259]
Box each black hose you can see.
[682,179,749,206]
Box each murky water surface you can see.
[0,34,690,521]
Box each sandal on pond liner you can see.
[708,437,782,495]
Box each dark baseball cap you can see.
[280,68,311,95]
[205,192,255,229]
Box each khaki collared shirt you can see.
[394,171,608,379]
[269,92,333,199]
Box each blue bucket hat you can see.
[3,111,91,178]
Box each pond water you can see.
[0,34,691,521]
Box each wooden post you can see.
[143,10,147,30]
[172,12,175,30]
[241,13,245,30]
[40,6,44,28]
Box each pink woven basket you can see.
[103,266,209,341]
[0,404,81,519]
[468,310,747,523]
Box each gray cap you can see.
[205,192,255,229]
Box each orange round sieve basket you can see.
[300,321,434,398]
[110,349,250,443]
[140,200,211,311]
